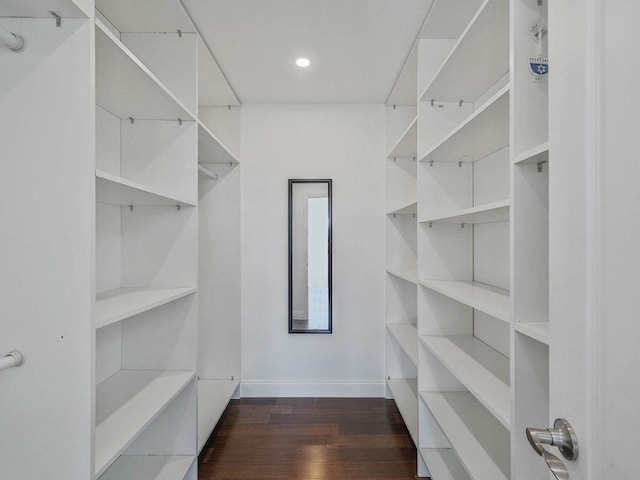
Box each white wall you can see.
[240,104,386,397]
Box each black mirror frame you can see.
[288,179,333,334]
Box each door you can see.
[547,1,640,478]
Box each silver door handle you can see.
[526,418,578,480]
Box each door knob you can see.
[526,418,578,480]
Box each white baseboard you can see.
[239,380,386,397]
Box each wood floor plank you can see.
[199,397,426,480]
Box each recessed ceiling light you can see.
[296,58,311,68]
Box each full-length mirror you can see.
[289,179,332,333]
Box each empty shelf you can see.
[96,20,195,121]
[387,266,418,285]
[198,121,239,164]
[421,392,509,480]
[95,287,197,329]
[419,0,509,102]
[514,142,549,165]
[420,336,510,429]
[420,448,471,480]
[99,455,195,480]
[514,322,549,345]
[386,378,418,444]
[96,170,197,207]
[387,324,418,366]
[419,86,509,164]
[95,370,196,477]
[387,117,417,159]
[387,201,417,216]
[198,379,240,452]
[419,280,510,322]
[419,200,509,225]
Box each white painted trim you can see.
[239,380,386,398]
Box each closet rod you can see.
[0,26,25,52]
[0,351,24,372]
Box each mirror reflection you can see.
[289,179,332,333]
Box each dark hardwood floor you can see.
[198,397,428,480]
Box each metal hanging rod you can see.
[198,164,219,180]
[0,26,25,53]
[0,351,24,372]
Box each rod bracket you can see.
[49,11,62,27]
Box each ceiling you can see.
[181,0,434,104]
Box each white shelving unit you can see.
[419,280,510,323]
[418,0,509,103]
[95,21,195,121]
[513,142,549,165]
[420,335,510,428]
[95,370,196,476]
[385,95,419,461]
[510,0,551,477]
[419,85,509,164]
[194,6,242,455]
[387,117,417,159]
[387,378,418,443]
[93,3,206,479]
[414,1,511,478]
[387,266,418,285]
[421,392,510,480]
[198,120,239,165]
[387,324,418,365]
[197,379,240,452]
[387,201,417,216]
[99,455,195,480]
[420,448,471,480]
[96,170,197,207]
[419,199,509,225]
[96,288,197,329]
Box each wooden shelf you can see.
[419,280,510,322]
[420,392,509,480]
[420,448,471,480]
[96,20,196,121]
[198,120,239,165]
[387,201,417,216]
[387,117,417,159]
[197,379,239,452]
[387,324,418,366]
[99,455,195,480]
[386,378,418,444]
[419,0,509,103]
[95,287,196,329]
[96,170,197,207]
[419,199,509,225]
[419,85,509,163]
[0,0,88,18]
[514,322,549,345]
[95,0,195,33]
[420,336,510,429]
[514,142,549,165]
[387,266,418,285]
[95,370,196,477]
